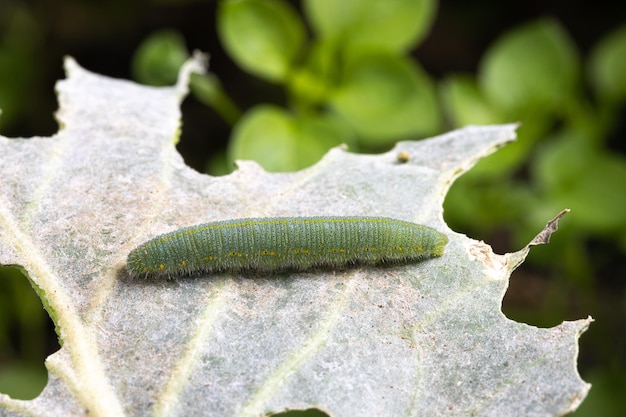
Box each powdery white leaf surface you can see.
[0,57,590,417]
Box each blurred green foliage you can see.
[134,0,441,172]
[217,0,439,162]
[1,0,625,414]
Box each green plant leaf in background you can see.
[286,39,339,109]
[218,0,306,82]
[479,18,579,115]
[532,130,626,234]
[440,74,500,127]
[190,72,242,126]
[589,24,626,104]
[330,52,440,146]
[132,29,190,86]
[0,58,590,416]
[303,0,436,55]
[227,105,354,172]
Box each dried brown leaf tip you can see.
[529,209,570,247]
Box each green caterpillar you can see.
[127,216,448,277]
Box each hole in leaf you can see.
[267,408,330,417]
[0,266,60,400]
